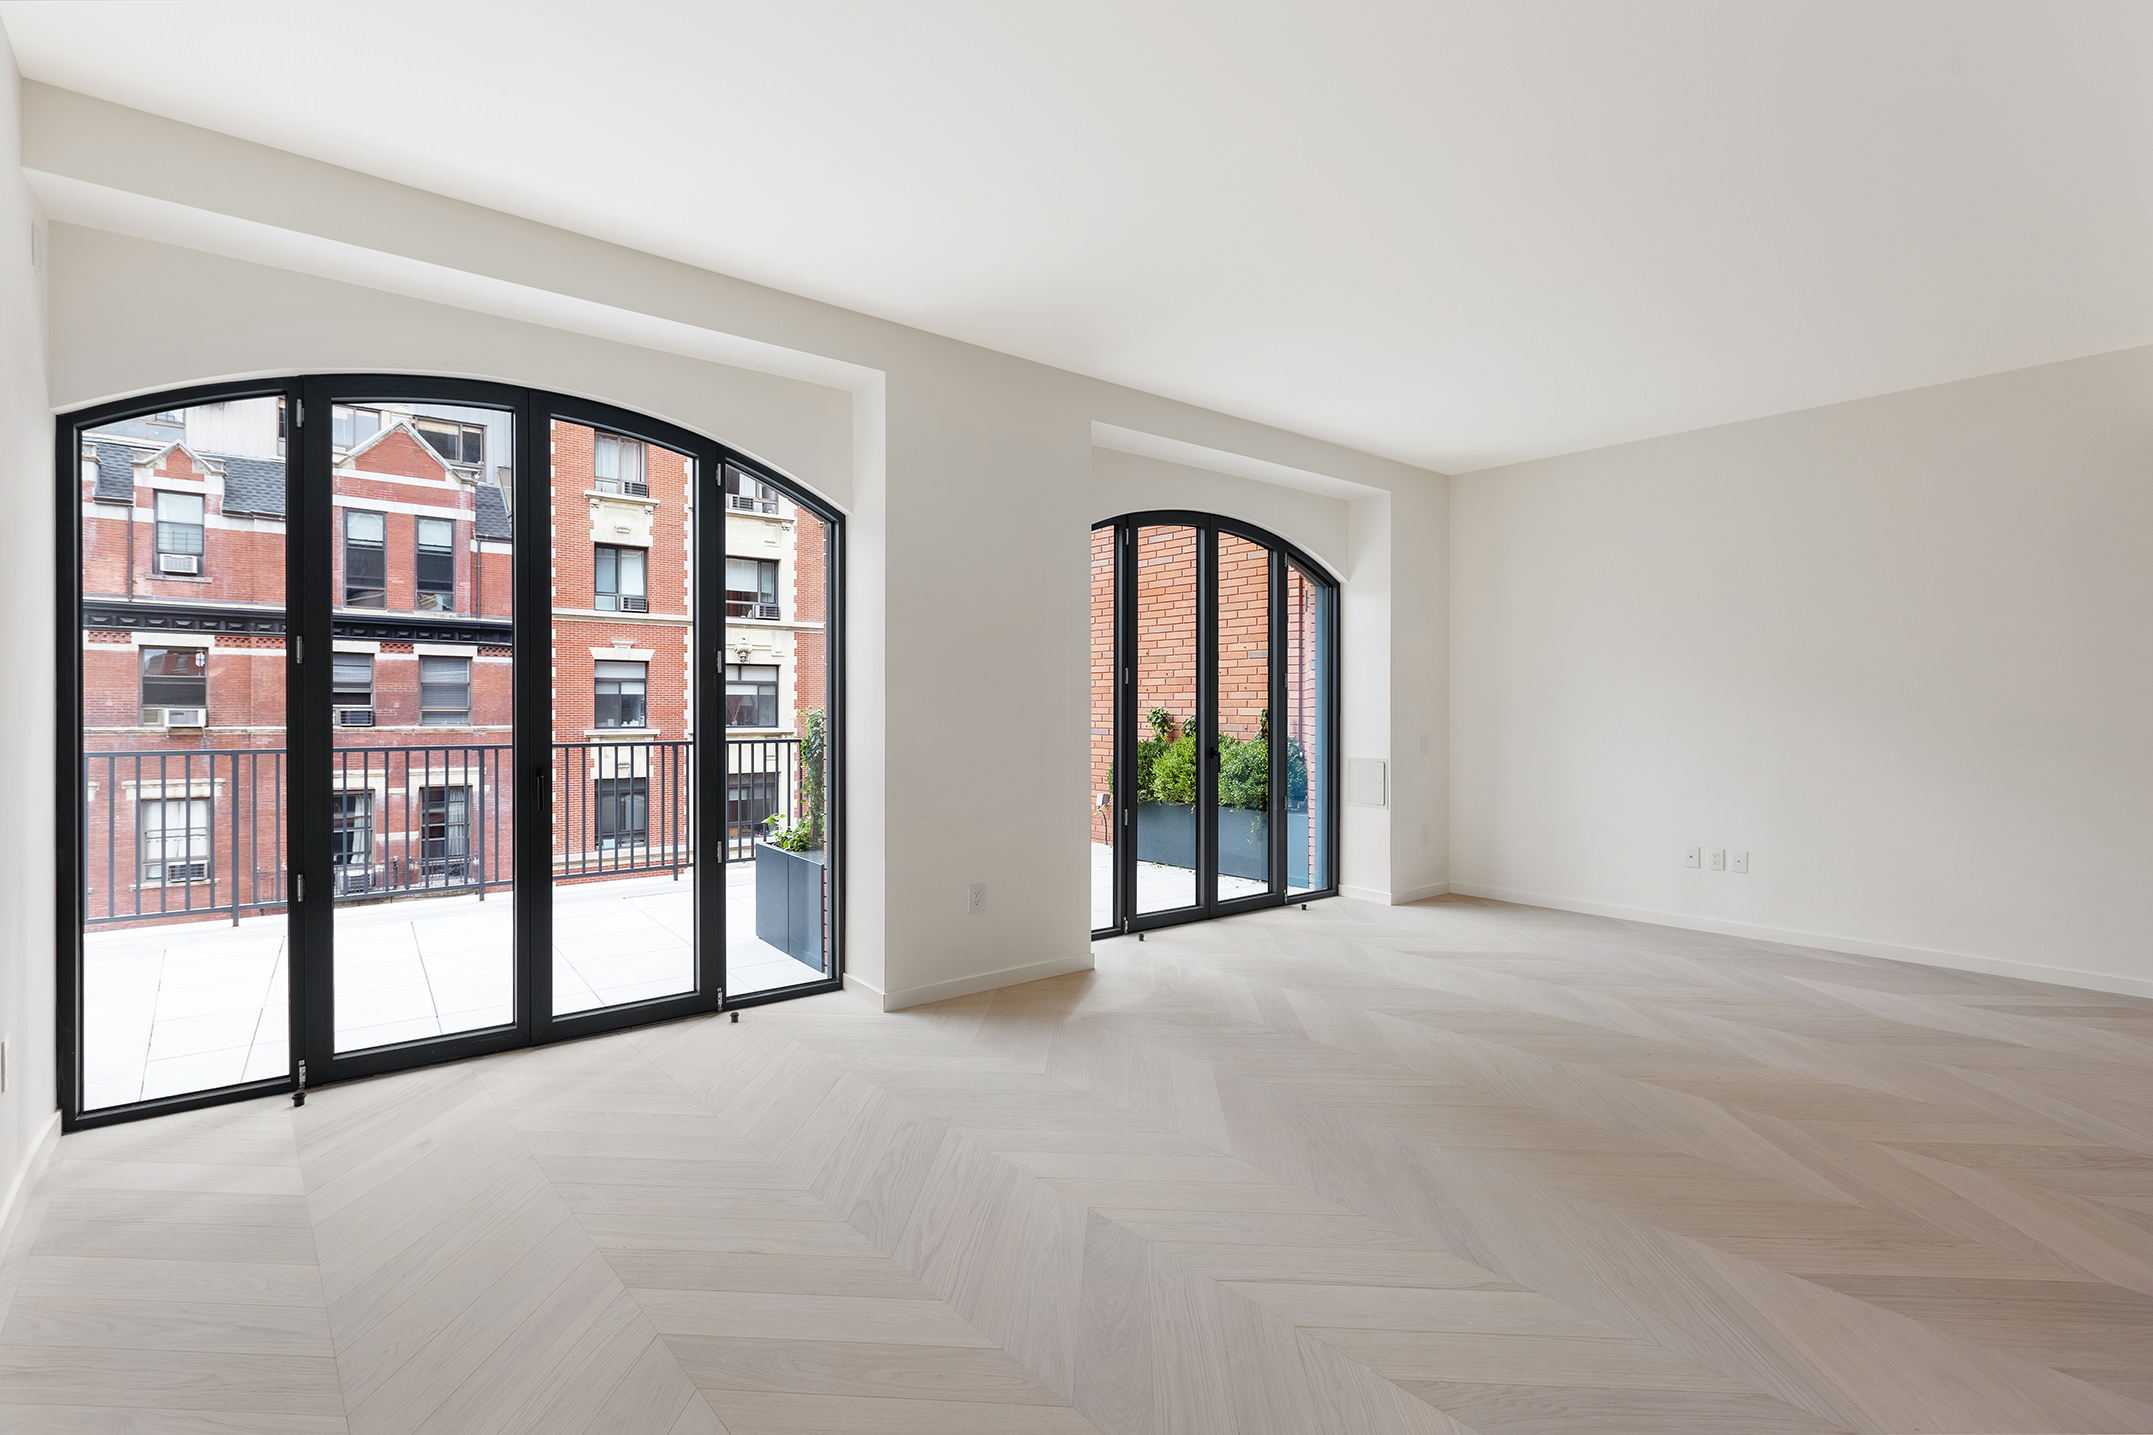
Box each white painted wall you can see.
[17,87,1443,1040]
[0,24,58,1246]
[1451,346,2153,996]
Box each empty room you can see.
[0,2,2149,1432]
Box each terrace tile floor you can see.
[1089,840,1267,929]
[81,863,824,1110]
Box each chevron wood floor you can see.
[3,894,2153,1432]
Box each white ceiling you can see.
[6,1,2150,472]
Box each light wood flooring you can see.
[4,894,2153,1432]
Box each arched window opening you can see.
[1091,512,1337,936]
[58,377,843,1130]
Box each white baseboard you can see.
[0,1110,61,1263]
[1447,883,2153,1001]
[849,952,1097,1012]
[1341,881,1452,906]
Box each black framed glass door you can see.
[1091,512,1339,937]
[58,377,845,1129]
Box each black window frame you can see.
[55,375,847,1133]
[1092,511,1342,941]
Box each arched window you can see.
[57,377,843,1129]
[1091,512,1338,936]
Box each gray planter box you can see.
[1136,802,1311,887]
[753,842,827,971]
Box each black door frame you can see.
[55,376,845,1129]
[1092,510,1340,939]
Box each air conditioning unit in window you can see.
[159,863,208,882]
[751,602,781,620]
[158,553,200,575]
[162,708,207,729]
[620,595,649,613]
[337,707,376,727]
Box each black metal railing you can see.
[329,742,512,901]
[82,737,810,928]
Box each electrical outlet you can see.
[1709,848,1726,871]
[1731,850,1749,873]
[967,882,985,915]
[1684,847,1700,868]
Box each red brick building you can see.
[75,399,831,927]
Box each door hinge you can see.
[294,635,303,664]
[293,1058,307,1107]
[295,872,305,903]
[296,399,304,426]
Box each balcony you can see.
[78,736,827,1108]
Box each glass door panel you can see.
[1090,525,1117,931]
[1286,560,1332,895]
[727,469,834,997]
[1134,524,1201,916]
[330,400,516,1052]
[550,421,698,1015]
[1215,533,1272,900]
[76,396,291,1108]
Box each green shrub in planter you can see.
[1216,733,1268,811]
[1149,732,1199,806]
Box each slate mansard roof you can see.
[88,438,511,538]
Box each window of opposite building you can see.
[331,792,373,888]
[152,491,204,575]
[416,517,455,612]
[140,797,209,883]
[140,646,207,724]
[595,777,648,849]
[594,544,647,612]
[725,664,778,728]
[415,419,484,467]
[344,510,386,607]
[419,786,471,877]
[726,557,779,619]
[724,464,778,514]
[594,433,647,495]
[331,404,381,451]
[332,654,374,724]
[594,660,648,729]
[418,656,471,725]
